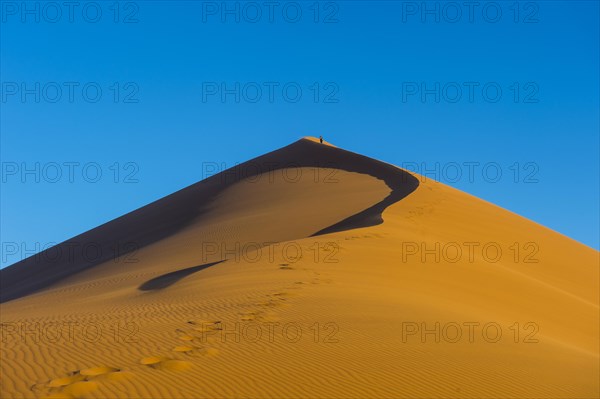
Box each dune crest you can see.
[0,138,419,303]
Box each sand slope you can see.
[1,138,598,399]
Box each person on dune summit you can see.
[319,135,323,144]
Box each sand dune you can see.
[0,137,597,398]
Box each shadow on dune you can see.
[0,138,419,303]
[310,154,418,236]
[138,261,224,291]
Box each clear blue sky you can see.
[1,1,598,267]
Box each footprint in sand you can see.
[187,319,218,324]
[39,366,129,399]
[103,370,135,382]
[173,330,220,356]
[140,356,192,371]
[269,291,294,298]
[177,333,196,341]
[187,320,222,330]
[255,288,299,308]
[173,345,197,354]
[160,360,193,371]
[41,381,97,399]
[46,375,85,388]
[239,311,258,321]
[140,356,166,366]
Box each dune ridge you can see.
[0,138,597,399]
[0,138,419,303]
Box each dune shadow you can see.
[307,146,420,236]
[311,170,418,236]
[138,260,224,291]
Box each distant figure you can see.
[319,135,323,144]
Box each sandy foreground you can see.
[1,138,598,398]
